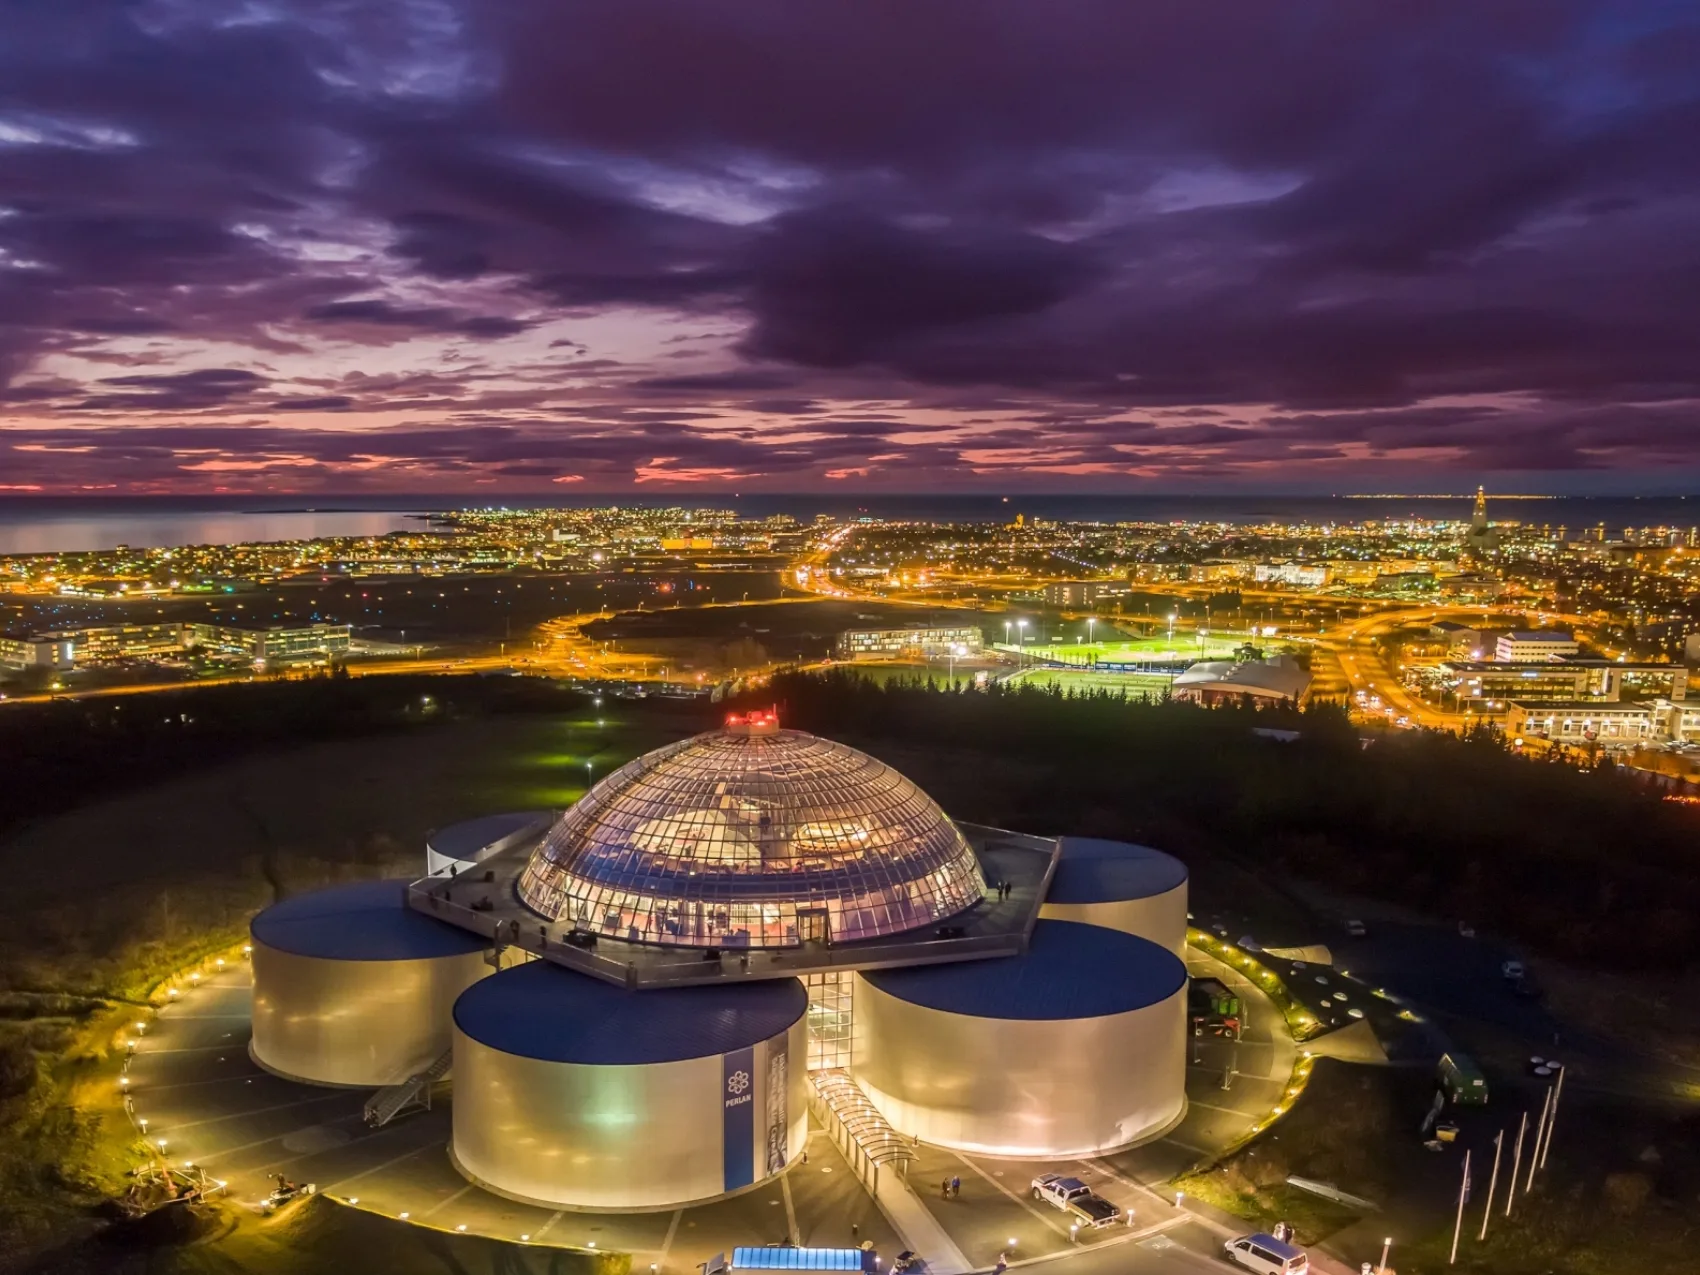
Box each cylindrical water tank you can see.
[250,879,491,1087]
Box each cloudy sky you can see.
[3,1,1698,495]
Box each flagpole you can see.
[1538,1065,1565,1168]
[1526,1087,1551,1193]
[1450,1148,1472,1264]
[1479,1129,1503,1240]
[1505,1111,1527,1217]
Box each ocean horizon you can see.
[0,492,1696,555]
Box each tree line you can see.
[742,671,1699,972]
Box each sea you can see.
[0,493,1697,555]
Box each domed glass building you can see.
[516,712,986,947]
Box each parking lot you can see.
[124,945,1309,1275]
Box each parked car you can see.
[1501,959,1525,981]
[1223,1233,1309,1275]
[1030,1174,1120,1228]
[1344,919,1366,938]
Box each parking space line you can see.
[136,1071,270,1093]
[416,1182,475,1220]
[533,1209,568,1242]
[952,1153,1074,1239]
[323,1139,441,1194]
[135,1044,247,1054]
[164,1090,353,1131]
[655,1209,681,1265]
[781,1173,799,1243]
[201,1112,369,1166]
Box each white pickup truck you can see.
[1030,1174,1121,1228]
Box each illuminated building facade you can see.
[249,715,1190,1211]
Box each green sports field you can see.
[1004,667,1176,697]
[1004,631,1251,665]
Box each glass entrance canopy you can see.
[517,716,986,948]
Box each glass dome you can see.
[517,714,986,948]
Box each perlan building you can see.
[247,710,1191,1211]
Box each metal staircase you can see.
[363,1049,452,1128]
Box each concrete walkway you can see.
[874,1172,975,1275]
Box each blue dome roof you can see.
[860,920,1186,1020]
[251,879,489,961]
[1046,838,1187,905]
[454,961,807,1064]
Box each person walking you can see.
[994,1255,1008,1275]
[950,1175,961,1198]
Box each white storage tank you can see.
[853,919,1187,1157]
[426,810,553,879]
[451,962,808,1211]
[1040,837,1189,955]
[249,879,492,1087]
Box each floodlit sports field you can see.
[1012,632,1251,665]
[1005,667,1176,696]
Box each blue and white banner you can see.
[722,1046,756,1192]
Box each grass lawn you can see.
[1013,632,1251,665]
[1004,667,1175,696]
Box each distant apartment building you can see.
[1253,563,1328,588]
[1131,562,1187,583]
[1439,572,1504,599]
[1440,657,1683,706]
[1430,622,1487,658]
[1039,580,1129,608]
[1506,700,1659,746]
[0,634,73,671]
[186,622,352,664]
[1495,631,1580,663]
[26,622,187,665]
[1441,661,1592,705]
[1567,660,1687,702]
[1187,561,1253,584]
[1323,561,1381,586]
[1660,699,1700,742]
[834,626,983,661]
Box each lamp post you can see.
[1377,1237,1392,1275]
[1017,619,1028,668]
[1168,611,1177,642]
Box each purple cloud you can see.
[0,1,1697,491]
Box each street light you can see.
[1378,1236,1392,1275]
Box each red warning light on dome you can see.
[724,709,780,736]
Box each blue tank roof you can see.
[861,920,1186,1020]
[250,879,488,962]
[454,961,808,1065]
[1046,837,1188,905]
[428,810,552,862]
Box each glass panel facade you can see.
[517,727,986,949]
[805,971,854,1071]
